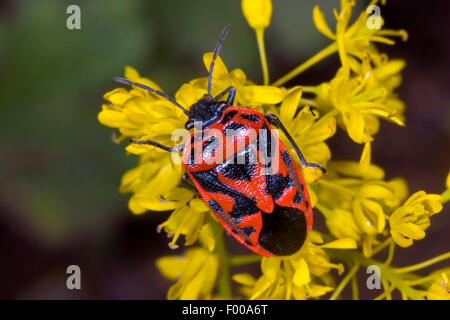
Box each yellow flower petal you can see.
[353,199,377,235]
[343,110,372,144]
[155,255,184,280]
[320,238,357,249]
[313,6,335,39]
[97,109,127,128]
[241,85,285,105]
[124,66,162,91]
[103,88,131,105]
[326,209,361,241]
[307,283,334,298]
[330,161,385,180]
[180,271,205,300]
[241,0,272,30]
[198,223,216,252]
[203,53,229,81]
[280,86,303,124]
[292,258,310,287]
[360,198,386,233]
[175,83,206,109]
[232,273,257,286]
[131,196,178,212]
[374,59,406,80]
[261,257,281,281]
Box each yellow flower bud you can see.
[241,0,272,30]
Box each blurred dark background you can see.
[0,0,448,299]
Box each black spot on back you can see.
[258,204,307,255]
[257,123,276,169]
[266,173,294,200]
[191,169,259,222]
[191,170,221,193]
[216,143,257,181]
[281,150,292,166]
[188,133,203,167]
[241,226,256,237]
[203,136,216,151]
[224,122,245,133]
[217,162,256,181]
[208,200,223,213]
[188,147,195,167]
[240,113,260,122]
[293,190,303,203]
[230,196,259,222]
[221,110,238,124]
[202,136,217,158]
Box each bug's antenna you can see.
[208,25,230,100]
[113,77,190,116]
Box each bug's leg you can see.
[214,86,236,105]
[181,173,199,202]
[130,139,184,152]
[181,173,197,192]
[265,113,326,174]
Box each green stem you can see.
[394,252,450,274]
[329,262,360,300]
[272,42,338,87]
[212,220,233,299]
[384,240,395,266]
[326,249,428,300]
[371,237,392,256]
[229,254,262,267]
[351,276,359,300]
[255,28,269,85]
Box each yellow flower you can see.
[241,0,272,85]
[241,0,272,30]
[99,66,185,143]
[317,161,410,256]
[306,0,408,144]
[120,152,183,215]
[390,191,443,247]
[326,209,361,242]
[313,0,407,68]
[322,65,404,144]
[156,247,219,300]
[427,273,450,300]
[157,198,212,249]
[233,231,354,300]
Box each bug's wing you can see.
[275,141,314,230]
[187,138,312,256]
[187,142,273,256]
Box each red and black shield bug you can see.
[113,25,325,257]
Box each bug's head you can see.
[185,98,227,130]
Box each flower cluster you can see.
[99,0,449,300]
